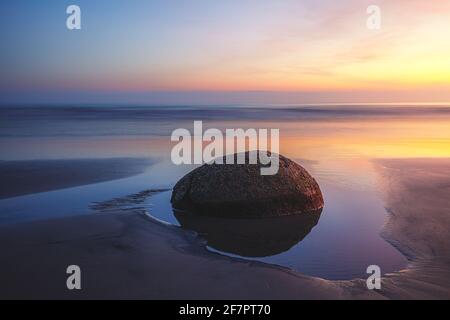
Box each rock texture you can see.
[171,152,324,218]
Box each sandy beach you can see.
[2,0,450,305]
[0,158,449,299]
[0,158,153,199]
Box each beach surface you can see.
[0,158,153,199]
[0,158,449,299]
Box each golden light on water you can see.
[280,118,450,160]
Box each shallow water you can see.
[148,162,407,280]
[1,105,449,280]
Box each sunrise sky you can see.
[1,0,450,104]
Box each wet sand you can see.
[0,158,449,299]
[0,158,153,199]
[368,158,450,299]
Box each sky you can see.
[1,0,450,105]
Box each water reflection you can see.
[2,105,442,278]
[174,210,322,257]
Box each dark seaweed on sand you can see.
[90,189,169,214]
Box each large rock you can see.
[171,152,324,218]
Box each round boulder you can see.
[171,152,324,218]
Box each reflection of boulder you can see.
[171,152,324,218]
[174,210,322,257]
